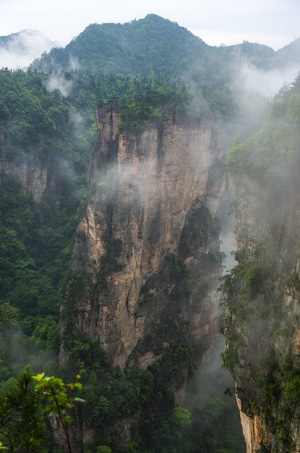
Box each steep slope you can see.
[222,75,300,452]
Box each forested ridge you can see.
[0,13,299,452]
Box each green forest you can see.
[0,13,299,453]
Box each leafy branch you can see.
[33,372,85,453]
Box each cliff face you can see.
[64,105,226,374]
[236,395,270,453]
[221,76,300,451]
[0,133,52,202]
[1,157,51,202]
[223,165,300,451]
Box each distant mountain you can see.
[275,37,300,66]
[220,41,276,70]
[30,14,211,76]
[30,14,300,77]
[221,38,300,71]
[0,29,56,69]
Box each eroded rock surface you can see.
[67,105,227,370]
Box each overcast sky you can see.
[0,0,299,50]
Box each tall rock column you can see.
[63,105,226,373]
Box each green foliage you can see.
[32,15,207,78]
[33,372,84,420]
[187,391,245,453]
[0,69,93,162]
[118,78,190,130]
[0,302,19,328]
[221,73,300,453]
[139,410,191,452]
[282,365,300,406]
[221,347,239,372]
[227,72,300,188]
[61,332,200,451]
[163,254,191,302]
[117,443,139,453]
[256,443,271,453]
[285,271,300,291]
[0,18,259,452]
[220,245,273,322]
[96,447,112,453]
[0,367,85,453]
[287,93,300,124]
[179,201,220,257]
[83,365,155,427]
[0,175,79,355]
[33,372,84,453]
[31,16,235,120]
[0,35,233,407]
[226,140,248,175]
[98,232,124,277]
[0,367,46,452]
[173,406,191,426]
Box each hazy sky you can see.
[0,0,299,50]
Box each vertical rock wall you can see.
[0,149,50,202]
[67,105,227,370]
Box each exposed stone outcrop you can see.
[237,396,270,453]
[0,136,51,202]
[10,159,50,202]
[0,128,67,202]
[65,105,227,371]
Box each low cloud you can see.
[0,29,57,70]
[235,60,300,98]
[46,73,73,97]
